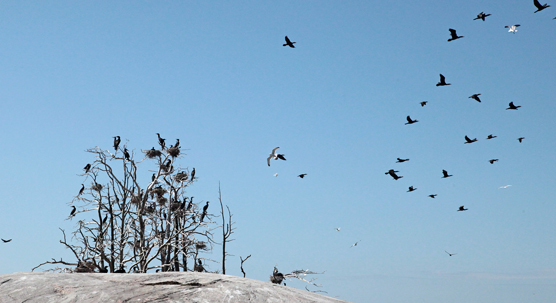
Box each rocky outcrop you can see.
[0,272,350,303]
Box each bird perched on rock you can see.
[474,12,491,21]
[283,36,296,48]
[464,135,478,144]
[83,164,91,173]
[489,159,499,164]
[407,186,417,192]
[442,170,453,178]
[447,28,463,41]
[486,134,497,139]
[396,158,410,163]
[298,174,307,178]
[469,94,482,102]
[436,74,451,86]
[113,136,121,152]
[405,116,418,125]
[507,102,521,110]
[386,169,403,180]
[505,24,520,33]
[533,0,550,12]
[457,206,468,211]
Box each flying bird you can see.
[385,169,403,180]
[518,137,525,143]
[534,0,550,12]
[447,28,464,41]
[298,174,307,178]
[407,186,417,192]
[457,206,468,211]
[396,158,410,163]
[436,74,451,86]
[464,136,478,144]
[499,185,512,189]
[405,116,418,125]
[350,240,361,248]
[474,12,491,21]
[505,24,520,33]
[445,251,457,256]
[113,136,121,152]
[428,194,437,198]
[267,147,286,166]
[274,173,278,177]
[78,184,85,196]
[283,36,296,48]
[420,101,428,107]
[489,159,499,164]
[69,206,77,217]
[486,134,497,139]
[1,239,12,243]
[442,170,453,178]
[83,164,91,173]
[507,102,521,110]
[469,94,482,102]
[335,227,341,232]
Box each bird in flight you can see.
[507,102,521,110]
[1,239,12,243]
[420,101,428,107]
[505,24,521,33]
[457,206,468,211]
[428,194,437,198]
[335,227,341,232]
[350,240,361,248]
[464,136,478,144]
[474,12,491,21]
[445,250,457,256]
[298,174,307,178]
[533,0,550,13]
[267,147,286,166]
[386,169,403,180]
[489,159,499,164]
[396,158,410,163]
[436,74,451,86]
[274,173,278,177]
[407,186,417,192]
[486,134,497,139]
[283,36,296,48]
[405,116,418,125]
[469,94,482,102]
[448,28,464,41]
[518,137,525,143]
[499,185,512,189]
[442,170,453,178]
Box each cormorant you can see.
[84,164,91,173]
[283,36,296,48]
[1,238,12,243]
[407,186,417,192]
[534,0,550,12]
[507,102,521,110]
[518,137,525,143]
[405,115,418,125]
[276,154,286,161]
[190,168,195,181]
[457,206,468,211]
[489,159,499,164]
[174,139,180,148]
[186,197,194,211]
[298,174,307,178]
[78,184,85,196]
[70,206,77,217]
[428,194,437,198]
[442,169,453,178]
[124,147,131,161]
[486,134,497,139]
[114,266,126,273]
[113,136,121,152]
[447,28,464,41]
[386,169,403,180]
[464,135,478,144]
[156,133,166,150]
[200,201,209,222]
[420,101,428,107]
[445,250,457,256]
[469,94,481,102]
[396,158,409,163]
[436,74,451,86]
[474,12,491,21]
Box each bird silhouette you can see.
[123,148,131,161]
[405,116,418,125]
[174,139,180,148]
[191,168,196,181]
[428,194,437,198]
[469,94,482,102]
[457,206,468,211]
[507,102,521,110]
[486,134,497,139]
[445,250,457,256]
[407,186,417,192]
[113,136,121,152]
[474,12,491,21]
[518,137,525,143]
[335,227,341,231]
[396,158,410,163]
[489,159,499,164]
[156,133,166,150]
[386,169,403,180]
[298,174,307,178]
[442,170,453,178]
[350,240,361,248]
[69,206,77,217]
[420,101,428,107]
[534,0,550,12]
[283,36,296,48]
[464,136,478,144]
[436,74,451,86]
[200,202,209,222]
[267,147,286,166]
[78,184,85,196]
[83,164,91,173]
[276,154,286,161]
[505,24,520,33]
[447,28,463,41]
[1,239,12,243]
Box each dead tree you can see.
[218,183,235,274]
[240,255,251,278]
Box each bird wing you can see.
[465,135,471,142]
[267,155,272,166]
[534,0,543,9]
[439,74,445,82]
[449,28,457,38]
[271,147,280,154]
[509,102,515,107]
[285,36,291,44]
[406,116,412,122]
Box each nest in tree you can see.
[174,171,188,182]
[195,242,208,250]
[91,183,103,192]
[145,148,162,159]
[170,202,181,212]
[157,197,168,206]
[130,195,141,205]
[167,147,180,157]
[150,186,166,198]
[145,204,156,214]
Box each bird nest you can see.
[170,202,181,212]
[150,186,166,198]
[167,147,180,157]
[157,197,168,206]
[145,204,156,214]
[91,183,103,192]
[174,172,188,182]
[195,242,208,250]
[145,148,162,159]
[130,195,141,205]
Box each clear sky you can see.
[0,1,555,302]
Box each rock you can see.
[0,272,350,303]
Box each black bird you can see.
[113,136,121,152]
[534,0,550,12]
[464,135,478,144]
[396,158,410,163]
[428,194,437,198]
[156,133,166,150]
[486,134,497,139]
[447,28,464,41]
[474,12,491,21]
[102,214,108,225]
[445,250,457,256]
[442,169,453,178]
[298,174,307,178]
[507,102,521,110]
[69,206,77,217]
[186,197,194,211]
[152,173,156,182]
[114,266,126,273]
[385,169,403,180]
[123,147,131,161]
[276,154,286,161]
[405,115,418,125]
[518,137,525,143]
[283,36,296,48]
[407,186,417,192]
[78,184,85,196]
[436,74,451,86]
[174,139,180,148]
[200,201,209,222]
[190,168,195,181]
[489,159,499,164]
[1,239,12,243]
[420,101,428,107]
[469,94,482,102]
[457,206,468,211]
[83,164,91,173]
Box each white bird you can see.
[335,227,341,232]
[267,147,286,166]
[499,185,512,189]
[274,173,278,177]
[505,24,520,33]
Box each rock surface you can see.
[0,272,350,303]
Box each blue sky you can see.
[0,1,555,302]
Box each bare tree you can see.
[218,183,235,274]
[240,255,251,278]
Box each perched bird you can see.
[428,194,437,198]
[405,115,418,125]
[113,136,121,152]
[505,24,520,33]
[114,266,126,273]
[78,184,85,196]
[457,206,468,211]
[156,133,166,150]
[69,206,77,217]
[436,74,451,86]
[486,134,497,139]
[350,240,361,248]
[442,170,453,178]
[420,101,428,107]
[1,239,12,243]
[267,147,286,166]
[186,197,194,211]
[507,102,521,110]
[489,159,499,164]
[396,158,410,163]
[533,0,550,12]
[518,137,525,143]
[174,139,180,148]
[298,174,307,178]
[464,135,478,144]
[200,202,209,222]
[474,12,491,21]
[191,168,196,181]
[386,169,403,180]
[123,148,131,161]
[407,186,417,192]
[445,251,457,256]
[447,28,464,41]
[83,164,91,173]
[469,94,482,102]
[283,36,296,48]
